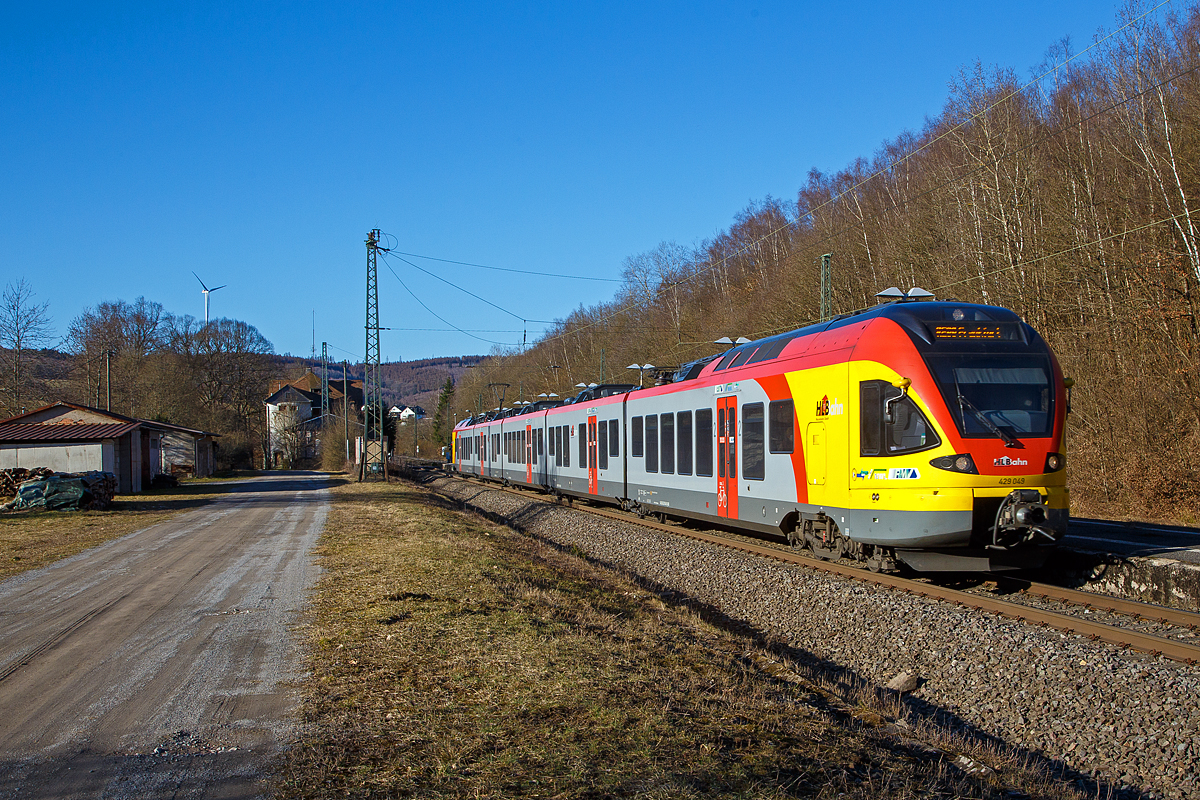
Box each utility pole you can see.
[363,229,386,481]
[105,349,113,411]
[343,360,351,464]
[819,253,833,321]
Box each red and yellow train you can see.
[453,294,1069,571]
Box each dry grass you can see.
[0,483,224,580]
[277,479,1086,799]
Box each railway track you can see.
[448,474,1200,665]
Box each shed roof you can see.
[0,422,141,442]
[0,402,219,439]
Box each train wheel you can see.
[806,520,845,561]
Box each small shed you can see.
[0,402,219,493]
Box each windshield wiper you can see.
[958,394,1021,448]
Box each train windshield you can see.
[925,355,1055,438]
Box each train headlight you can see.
[929,454,978,474]
[1044,453,1065,472]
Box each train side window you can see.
[660,413,675,474]
[578,423,587,467]
[608,420,619,456]
[743,402,765,480]
[645,414,659,472]
[717,407,726,478]
[860,380,940,455]
[769,400,795,453]
[696,409,713,476]
[632,416,644,457]
[677,410,693,475]
[548,427,555,456]
[537,428,543,457]
[598,420,609,470]
[562,426,570,468]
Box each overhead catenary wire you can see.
[391,251,621,282]
[458,206,1200,401]
[380,259,520,347]
[382,251,557,325]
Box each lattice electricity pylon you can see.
[363,229,385,479]
[321,341,330,419]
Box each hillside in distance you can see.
[270,354,487,411]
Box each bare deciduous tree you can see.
[0,278,53,416]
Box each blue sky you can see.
[1,1,1137,363]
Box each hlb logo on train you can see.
[993,456,1029,467]
[852,467,919,480]
[815,395,844,417]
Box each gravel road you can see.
[0,472,330,800]
[433,476,1200,800]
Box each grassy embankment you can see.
[277,479,1081,799]
[0,477,250,580]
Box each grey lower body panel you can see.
[840,507,975,548]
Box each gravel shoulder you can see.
[431,475,1200,800]
[0,471,332,800]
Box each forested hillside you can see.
[454,4,1200,522]
[270,355,485,410]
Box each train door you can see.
[805,422,827,487]
[587,414,598,494]
[525,424,533,484]
[717,397,739,519]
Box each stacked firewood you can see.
[0,467,54,499]
[77,471,118,509]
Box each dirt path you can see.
[0,472,332,799]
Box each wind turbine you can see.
[192,272,226,325]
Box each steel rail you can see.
[469,478,1200,665]
[993,579,1200,630]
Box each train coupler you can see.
[990,489,1058,549]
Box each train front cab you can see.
[814,305,1069,572]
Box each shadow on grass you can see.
[423,478,1147,800]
